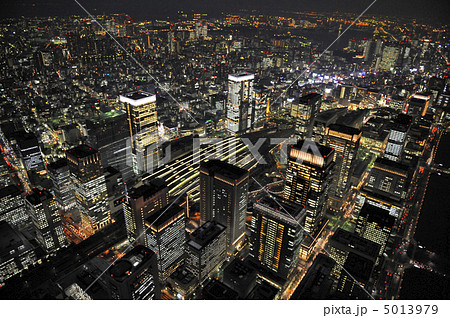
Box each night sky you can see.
[1,0,449,25]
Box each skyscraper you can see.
[284,140,334,234]
[66,145,110,234]
[123,178,169,245]
[47,159,76,214]
[249,194,305,280]
[226,72,254,133]
[145,203,186,281]
[384,114,412,162]
[355,203,395,256]
[251,85,269,129]
[200,159,249,254]
[185,221,227,284]
[325,124,361,207]
[119,91,158,174]
[294,93,322,140]
[0,185,27,228]
[25,188,67,253]
[108,245,161,300]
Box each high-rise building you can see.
[384,114,412,162]
[200,160,249,254]
[15,132,45,175]
[123,178,169,245]
[145,203,186,281]
[47,159,76,213]
[0,185,27,228]
[328,228,380,279]
[86,110,133,182]
[377,46,400,71]
[226,72,254,133]
[325,124,361,204]
[108,245,161,300]
[284,140,334,233]
[294,93,322,140]
[355,203,395,256]
[25,188,67,253]
[66,145,110,234]
[0,221,38,283]
[251,85,269,129]
[185,221,227,284]
[249,194,305,280]
[119,91,158,174]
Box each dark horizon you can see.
[1,0,449,25]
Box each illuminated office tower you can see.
[377,46,400,71]
[0,221,37,283]
[119,91,158,174]
[226,72,254,133]
[123,178,169,245]
[284,140,334,234]
[66,145,110,234]
[47,159,76,213]
[249,194,305,280]
[25,188,67,253]
[108,245,161,300]
[325,124,361,205]
[384,114,412,162]
[251,85,269,129]
[355,203,395,256]
[144,204,186,281]
[0,185,27,228]
[356,157,410,221]
[294,93,322,140]
[200,160,249,254]
[15,132,45,175]
[185,221,227,284]
[328,228,380,279]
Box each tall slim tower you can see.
[66,145,110,234]
[227,72,254,133]
[47,158,76,213]
[25,188,67,253]
[325,124,361,205]
[249,194,305,280]
[283,140,334,233]
[120,91,158,174]
[123,178,169,245]
[294,93,322,140]
[200,160,249,254]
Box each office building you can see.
[167,266,198,299]
[200,160,248,254]
[0,185,27,228]
[251,85,269,129]
[15,132,45,175]
[355,203,395,256]
[0,221,38,283]
[325,124,361,202]
[222,258,257,298]
[66,145,110,234]
[123,178,169,245]
[25,188,67,253]
[328,228,380,278]
[249,194,305,280]
[294,93,322,140]
[185,221,227,284]
[109,245,161,300]
[226,72,254,133]
[145,203,186,281]
[284,140,334,233]
[47,159,76,213]
[201,279,239,300]
[404,93,431,118]
[384,114,412,162]
[119,91,158,174]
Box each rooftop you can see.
[254,193,305,225]
[0,184,22,199]
[66,144,99,159]
[25,188,53,206]
[200,159,249,182]
[129,178,168,201]
[187,221,226,250]
[109,245,156,282]
[145,203,184,230]
[119,91,156,106]
[47,158,68,171]
[330,228,380,260]
[359,203,396,228]
[298,92,322,104]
